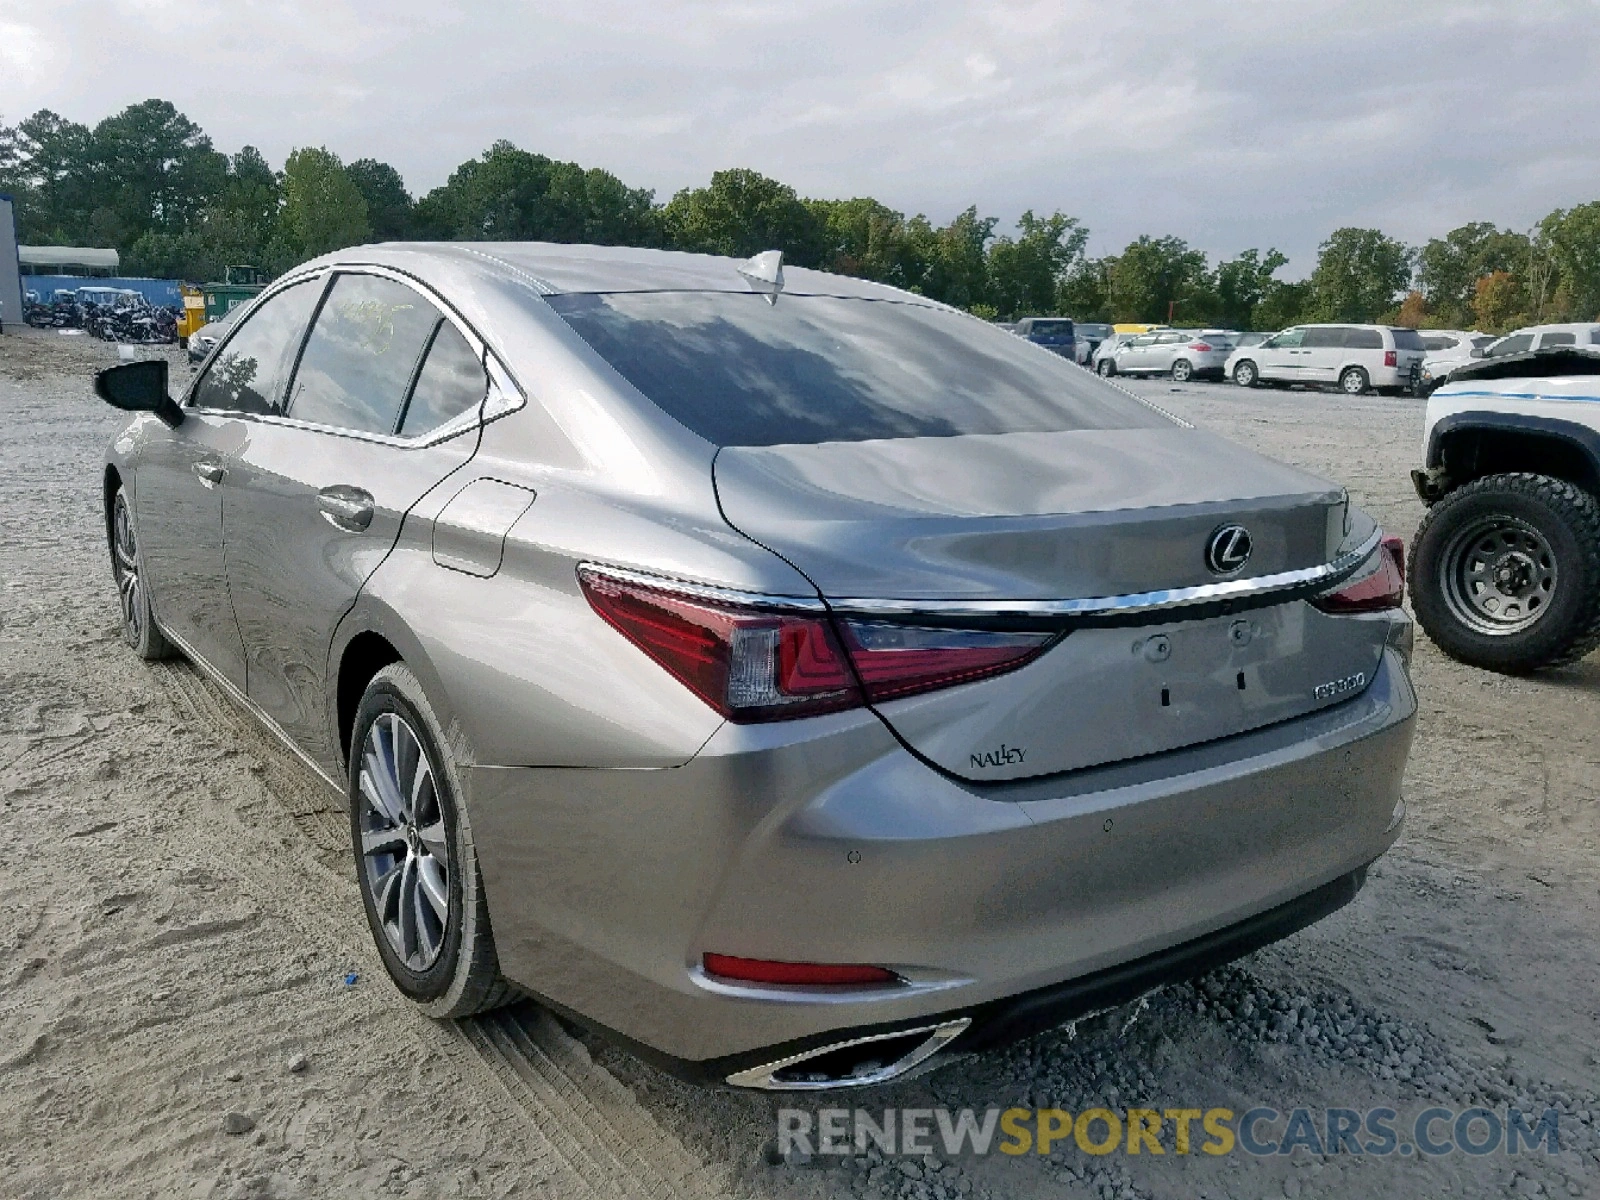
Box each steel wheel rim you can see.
[358,712,451,970]
[1438,514,1558,636]
[112,493,143,642]
[1236,363,1255,385]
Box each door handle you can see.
[317,486,375,531]
[193,461,225,488]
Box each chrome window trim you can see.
[184,263,526,447]
[581,528,1384,622]
[576,562,828,612]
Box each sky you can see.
[3,0,1598,275]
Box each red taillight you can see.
[1188,342,1213,352]
[703,954,899,987]
[1312,535,1405,614]
[577,567,1054,722]
[1383,350,1397,367]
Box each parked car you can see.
[1417,330,1496,393]
[1013,316,1076,357]
[1095,329,1234,381]
[1410,346,1600,672]
[1420,324,1600,395]
[1227,325,1426,394]
[1072,322,1114,365]
[95,243,1415,1090]
[186,308,242,363]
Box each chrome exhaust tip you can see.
[724,1018,971,1091]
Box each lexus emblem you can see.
[1206,524,1253,575]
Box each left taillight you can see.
[578,567,1055,722]
[1311,535,1405,614]
[1188,342,1214,352]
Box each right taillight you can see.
[1311,535,1405,614]
[577,566,1055,722]
[1383,350,1398,367]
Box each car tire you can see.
[109,485,173,660]
[1232,360,1258,387]
[349,663,518,1019]
[1170,359,1193,382]
[1409,473,1600,673]
[1096,359,1116,378]
[1339,366,1369,395]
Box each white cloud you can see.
[2,0,1598,273]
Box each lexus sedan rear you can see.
[98,242,1415,1089]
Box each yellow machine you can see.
[175,285,208,346]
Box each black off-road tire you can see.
[1410,473,1600,673]
[350,663,518,1018]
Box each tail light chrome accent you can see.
[1311,535,1405,614]
[577,565,1052,722]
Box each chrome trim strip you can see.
[827,527,1386,620]
[580,528,1383,623]
[724,1019,971,1091]
[575,562,828,612]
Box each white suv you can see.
[1226,324,1427,395]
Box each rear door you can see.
[222,270,492,767]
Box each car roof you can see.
[1443,345,1600,385]
[303,241,943,305]
[1505,322,1600,335]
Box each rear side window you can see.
[1344,328,1384,350]
[1303,327,1347,348]
[1388,328,1424,351]
[1538,331,1576,347]
[546,292,1170,447]
[1421,336,1456,351]
[287,274,441,435]
[1471,336,1498,350]
[399,322,489,437]
[190,280,322,415]
[1489,334,1534,356]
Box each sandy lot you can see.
[1,332,1596,1200]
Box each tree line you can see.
[4,98,1599,333]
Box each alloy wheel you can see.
[1438,514,1558,636]
[1171,360,1192,382]
[112,492,143,643]
[357,712,451,970]
[1234,362,1257,387]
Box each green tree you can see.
[901,207,995,309]
[8,110,95,241]
[419,141,656,246]
[1211,248,1288,329]
[345,158,412,241]
[1106,235,1209,324]
[1307,227,1414,323]
[984,210,1088,319]
[1058,257,1111,321]
[806,196,914,284]
[1417,222,1532,326]
[1253,280,1310,331]
[89,99,227,243]
[1539,202,1600,320]
[662,168,822,265]
[277,146,369,268]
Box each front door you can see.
[137,275,326,687]
[1255,328,1305,381]
[222,271,492,769]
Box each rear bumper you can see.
[464,647,1415,1076]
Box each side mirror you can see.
[1468,347,1486,358]
[95,360,184,428]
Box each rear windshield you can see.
[1023,319,1074,340]
[1389,328,1425,350]
[547,292,1170,447]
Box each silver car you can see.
[96,243,1415,1090]
[1095,329,1235,381]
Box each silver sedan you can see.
[96,243,1415,1089]
[1095,330,1235,381]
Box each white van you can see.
[1226,324,1427,395]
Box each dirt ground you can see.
[1,331,1596,1200]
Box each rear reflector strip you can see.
[702,954,899,986]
